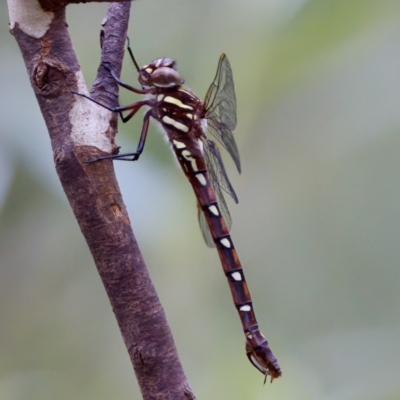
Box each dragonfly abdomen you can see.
[172,138,281,379]
[201,192,282,380]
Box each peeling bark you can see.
[39,0,134,12]
[7,1,195,399]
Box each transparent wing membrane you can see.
[207,114,241,173]
[203,54,241,173]
[198,138,237,248]
[203,139,238,204]
[198,204,216,248]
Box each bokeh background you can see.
[1,1,400,399]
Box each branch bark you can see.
[39,0,133,12]
[7,1,195,399]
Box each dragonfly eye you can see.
[138,70,151,86]
[150,67,184,88]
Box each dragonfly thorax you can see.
[139,58,184,88]
[149,87,202,136]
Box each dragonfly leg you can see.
[85,110,152,163]
[102,63,146,94]
[72,92,153,122]
[119,100,150,123]
[72,91,115,111]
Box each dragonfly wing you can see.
[203,138,238,204]
[197,138,237,247]
[203,54,241,173]
[197,203,216,248]
[207,114,241,173]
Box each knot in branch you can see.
[33,57,70,96]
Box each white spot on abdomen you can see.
[220,238,231,248]
[240,305,251,312]
[231,272,242,281]
[208,205,219,216]
[181,150,198,172]
[196,174,207,186]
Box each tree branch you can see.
[39,0,134,12]
[7,1,195,399]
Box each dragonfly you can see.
[73,41,282,382]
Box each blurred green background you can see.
[1,1,400,399]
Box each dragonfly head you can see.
[138,58,184,88]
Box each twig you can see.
[7,1,195,399]
[38,0,132,12]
